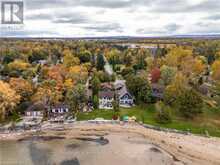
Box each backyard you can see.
[77,105,220,137]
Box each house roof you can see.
[26,102,45,112]
[99,91,114,98]
[100,83,114,91]
[118,87,133,99]
[51,104,69,109]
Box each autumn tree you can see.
[159,65,177,86]
[9,78,33,101]
[164,73,188,105]
[0,81,20,121]
[63,50,80,68]
[107,48,121,71]
[193,58,206,76]
[211,60,220,81]
[8,60,30,71]
[65,84,87,117]
[150,67,161,83]
[31,80,63,117]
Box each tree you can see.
[91,75,100,96]
[63,52,80,68]
[9,78,33,101]
[155,101,172,124]
[96,54,105,70]
[0,81,21,121]
[123,51,133,66]
[126,74,152,103]
[165,47,193,68]
[65,84,87,117]
[78,50,92,63]
[159,65,177,86]
[68,65,88,84]
[193,58,206,76]
[8,60,30,71]
[113,89,120,112]
[150,67,161,83]
[93,95,99,109]
[107,49,121,71]
[164,73,188,105]
[31,80,63,117]
[28,47,48,63]
[211,60,220,81]
[177,89,203,118]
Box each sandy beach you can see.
[1,122,220,165]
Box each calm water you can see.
[0,134,181,165]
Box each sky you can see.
[1,0,220,37]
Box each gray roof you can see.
[26,102,45,112]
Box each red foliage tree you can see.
[150,67,161,83]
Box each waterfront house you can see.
[99,90,114,109]
[25,102,44,118]
[49,104,69,117]
[114,80,134,107]
[98,81,134,109]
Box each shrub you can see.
[155,102,172,124]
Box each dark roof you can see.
[51,104,69,109]
[26,102,45,112]
[99,91,114,98]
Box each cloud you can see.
[52,13,91,24]
[26,13,52,20]
[83,23,123,33]
[165,23,181,32]
[1,0,220,37]
[205,14,220,20]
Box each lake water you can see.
[0,134,182,165]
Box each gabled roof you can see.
[118,88,133,99]
[26,102,45,112]
[51,104,69,109]
[100,83,114,91]
[99,91,114,98]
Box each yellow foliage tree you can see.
[63,50,80,68]
[8,60,30,71]
[0,81,21,121]
[193,58,205,76]
[9,78,33,101]
[212,60,220,81]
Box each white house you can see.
[98,80,134,109]
[25,103,44,118]
[98,91,114,109]
[50,104,69,116]
[115,80,134,108]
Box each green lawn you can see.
[77,105,220,137]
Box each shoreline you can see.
[1,121,220,165]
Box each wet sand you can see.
[1,122,220,165]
